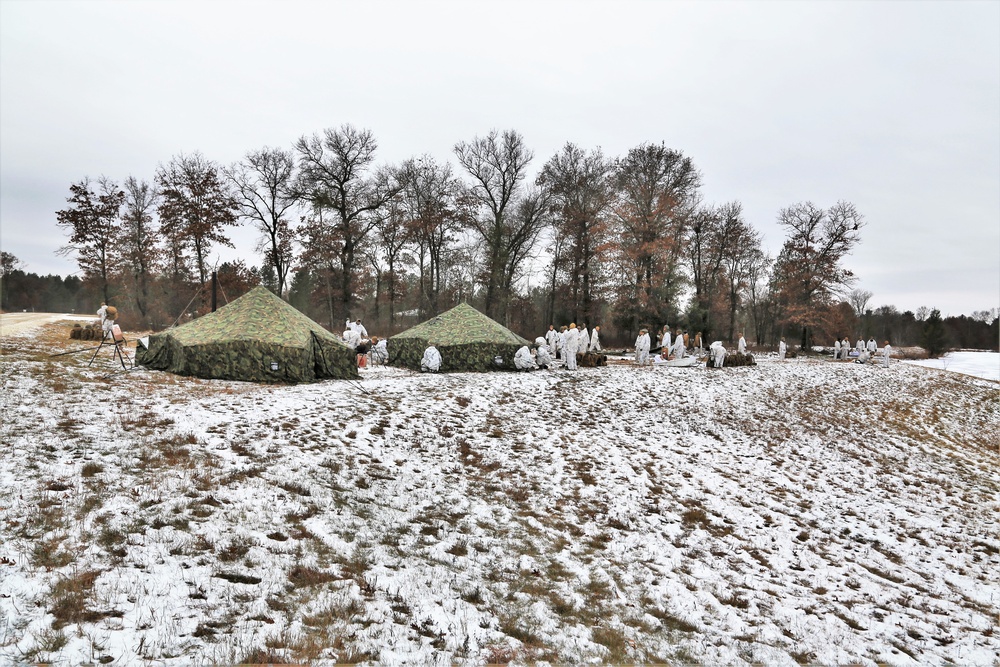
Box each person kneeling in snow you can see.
[421,345,441,372]
[370,336,388,364]
[534,337,554,369]
[710,341,727,368]
[514,344,537,371]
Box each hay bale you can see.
[578,352,607,367]
[726,352,756,367]
[105,306,118,320]
[706,351,755,368]
[70,325,81,340]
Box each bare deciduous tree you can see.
[120,176,160,319]
[718,203,764,341]
[454,129,548,322]
[227,147,297,298]
[294,124,400,325]
[771,200,865,348]
[686,204,730,339]
[848,289,873,317]
[371,193,412,326]
[399,156,469,317]
[536,143,614,326]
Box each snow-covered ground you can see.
[1,322,998,666]
[904,351,1000,382]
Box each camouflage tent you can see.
[135,286,357,383]
[388,302,531,372]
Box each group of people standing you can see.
[510,322,604,371]
[834,336,893,367]
[543,323,602,370]
[634,326,707,366]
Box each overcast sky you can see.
[2,0,997,317]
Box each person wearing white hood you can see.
[671,329,686,359]
[737,332,747,355]
[710,340,727,368]
[420,345,442,372]
[778,337,787,360]
[834,338,841,360]
[514,344,537,371]
[660,326,672,354]
[564,323,581,370]
[634,328,651,366]
[578,325,590,352]
[867,337,877,354]
[534,337,554,369]
[370,336,388,364]
[344,327,361,349]
[545,325,558,355]
[589,325,602,352]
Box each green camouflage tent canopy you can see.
[388,302,530,372]
[135,286,358,383]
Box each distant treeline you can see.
[2,265,996,353]
[3,124,998,355]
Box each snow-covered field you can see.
[904,351,1000,383]
[1,321,998,666]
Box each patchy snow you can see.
[904,351,1000,382]
[1,321,998,665]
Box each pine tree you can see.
[921,309,948,358]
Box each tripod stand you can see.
[88,324,134,372]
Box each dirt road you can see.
[0,312,92,337]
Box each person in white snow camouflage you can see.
[344,328,361,349]
[867,337,877,354]
[514,345,537,371]
[578,325,590,351]
[545,325,558,356]
[564,323,580,370]
[671,329,686,359]
[370,336,388,364]
[737,332,747,355]
[882,341,892,368]
[534,337,554,369]
[635,328,651,366]
[710,340,727,368]
[589,325,602,352]
[779,337,787,359]
[421,345,441,372]
[660,326,672,354]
